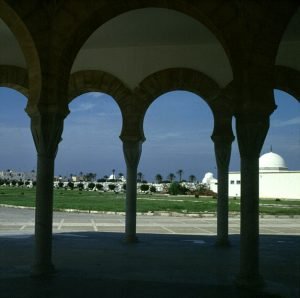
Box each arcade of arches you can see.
[0,0,299,289]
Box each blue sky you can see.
[0,87,299,182]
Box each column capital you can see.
[120,115,145,143]
[26,104,70,119]
[212,136,233,172]
[29,111,65,158]
[211,114,235,144]
[236,113,269,159]
[122,140,143,169]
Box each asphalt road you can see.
[0,206,299,236]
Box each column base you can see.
[123,235,139,244]
[31,262,56,278]
[235,273,264,290]
[215,238,231,247]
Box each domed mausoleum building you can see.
[259,151,288,172]
[208,151,300,199]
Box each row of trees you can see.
[0,178,214,197]
[57,181,211,196]
[58,170,125,182]
[58,181,121,191]
[57,182,159,193]
[154,170,197,184]
[0,179,35,187]
[136,170,197,184]
[58,170,198,184]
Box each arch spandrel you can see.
[276,6,300,72]
[66,3,233,89]
[275,66,300,102]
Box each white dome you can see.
[202,172,214,184]
[259,152,287,171]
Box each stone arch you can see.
[62,1,233,81]
[133,67,221,141]
[69,70,131,109]
[136,68,220,112]
[0,65,28,97]
[69,70,134,141]
[274,66,300,102]
[0,2,40,103]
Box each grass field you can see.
[0,187,300,215]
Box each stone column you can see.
[122,140,142,243]
[30,111,64,276]
[212,135,234,246]
[211,112,234,247]
[235,114,269,288]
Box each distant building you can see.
[204,151,300,200]
[0,169,36,181]
[202,172,218,187]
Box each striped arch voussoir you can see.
[135,68,221,114]
[68,70,132,109]
[0,65,29,97]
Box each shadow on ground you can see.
[0,233,299,298]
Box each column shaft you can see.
[123,140,142,243]
[214,141,232,246]
[211,108,234,247]
[33,154,56,275]
[239,157,260,281]
[235,116,269,288]
[125,163,138,241]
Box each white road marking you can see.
[19,221,32,231]
[195,227,215,234]
[91,219,98,231]
[57,219,64,230]
[161,226,175,234]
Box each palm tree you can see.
[168,173,176,182]
[110,169,116,180]
[189,174,196,183]
[177,169,183,182]
[137,172,143,182]
[155,174,163,184]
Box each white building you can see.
[204,151,300,200]
[202,172,218,188]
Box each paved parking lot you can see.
[0,207,299,298]
[0,206,299,236]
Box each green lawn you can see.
[0,187,300,215]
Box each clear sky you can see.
[0,87,299,182]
